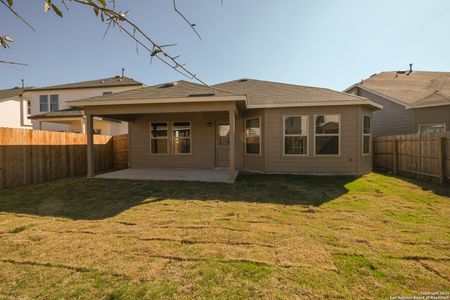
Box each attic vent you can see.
[238,78,248,82]
[159,82,178,88]
[188,93,215,97]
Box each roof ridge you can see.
[214,78,366,101]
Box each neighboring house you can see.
[0,87,32,129]
[27,76,143,135]
[68,79,381,181]
[345,67,450,137]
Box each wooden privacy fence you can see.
[0,128,114,189]
[373,131,450,183]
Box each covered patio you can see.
[96,168,238,183]
[68,81,246,183]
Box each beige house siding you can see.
[83,100,374,175]
[413,106,450,132]
[354,87,415,137]
[129,112,229,169]
[263,106,364,174]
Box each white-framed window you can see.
[39,95,48,112]
[245,117,261,155]
[50,95,59,111]
[172,121,191,154]
[418,124,446,135]
[362,115,371,155]
[39,94,59,112]
[150,122,169,154]
[27,100,31,115]
[283,115,308,156]
[314,114,340,156]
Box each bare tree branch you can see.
[0,0,36,31]
[1,0,207,85]
[172,0,202,41]
[0,60,28,66]
[72,0,208,85]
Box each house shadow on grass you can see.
[0,173,357,220]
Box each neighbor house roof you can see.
[347,71,450,108]
[68,78,381,109]
[28,108,84,119]
[28,108,121,123]
[0,87,25,100]
[26,76,142,92]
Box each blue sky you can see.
[1,0,449,90]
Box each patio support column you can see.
[86,114,95,178]
[80,117,87,134]
[229,109,236,181]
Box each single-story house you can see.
[345,66,450,137]
[68,79,382,182]
[27,76,143,135]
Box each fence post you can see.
[439,137,446,183]
[393,139,399,175]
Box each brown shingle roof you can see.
[0,87,24,100]
[355,71,450,107]
[213,79,369,107]
[68,78,379,109]
[26,76,142,92]
[68,80,239,104]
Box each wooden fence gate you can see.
[112,134,129,170]
[373,132,450,183]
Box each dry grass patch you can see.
[0,172,449,299]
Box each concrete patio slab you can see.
[95,168,238,183]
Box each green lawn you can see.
[0,172,449,299]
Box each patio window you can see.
[283,115,308,155]
[315,114,340,155]
[418,124,446,135]
[245,117,261,155]
[39,95,48,112]
[173,121,191,154]
[150,122,169,154]
[50,95,59,112]
[362,115,371,155]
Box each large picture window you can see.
[150,122,168,154]
[362,115,371,155]
[315,115,340,155]
[173,121,191,154]
[245,117,261,155]
[283,115,308,155]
